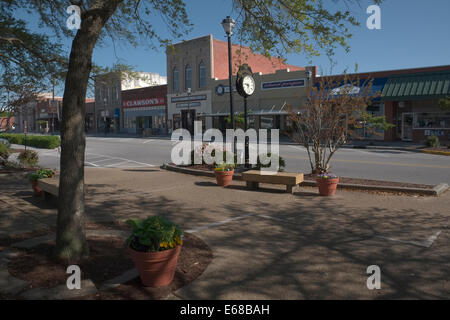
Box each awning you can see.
[203,102,289,117]
[382,72,450,101]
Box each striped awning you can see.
[382,72,450,101]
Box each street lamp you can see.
[187,87,192,134]
[103,98,107,136]
[221,16,235,131]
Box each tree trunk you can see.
[55,1,121,263]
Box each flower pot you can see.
[214,170,234,187]
[128,245,182,287]
[316,177,339,196]
[31,181,42,197]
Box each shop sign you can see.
[122,97,165,108]
[176,102,201,108]
[424,130,444,137]
[171,95,207,103]
[261,79,305,90]
[114,108,120,118]
[215,84,237,96]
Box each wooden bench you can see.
[241,170,304,194]
[37,177,59,201]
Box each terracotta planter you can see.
[214,170,234,187]
[31,181,42,197]
[316,177,339,196]
[128,245,182,287]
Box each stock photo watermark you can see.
[66,5,81,30]
[366,265,381,290]
[66,265,81,290]
[170,121,280,173]
[367,4,381,30]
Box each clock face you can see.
[242,75,255,96]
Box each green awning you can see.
[382,72,450,101]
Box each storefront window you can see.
[414,113,450,129]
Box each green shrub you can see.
[425,135,440,148]
[18,150,39,167]
[0,133,60,149]
[255,153,286,171]
[27,168,54,182]
[126,216,183,252]
[0,142,10,163]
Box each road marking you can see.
[85,162,99,167]
[85,153,155,167]
[375,231,441,248]
[142,139,155,144]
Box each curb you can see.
[422,149,450,156]
[161,163,449,196]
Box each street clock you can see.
[236,64,255,98]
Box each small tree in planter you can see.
[126,216,183,287]
[289,74,392,174]
[289,74,393,195]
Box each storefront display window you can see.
[414,113,450,129]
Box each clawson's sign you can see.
[122,97,165,108]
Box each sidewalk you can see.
[1,168,448,299]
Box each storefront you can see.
[382,70,450,143]
[121,85,168,135]
[209,68,316,135]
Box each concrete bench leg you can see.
[286,185,295,194]
[246,181,259,190]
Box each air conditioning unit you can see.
[398,101,405,108]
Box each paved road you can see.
[34,136,450,185]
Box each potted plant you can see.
[316,173,339,196]
[126,216,183,287]
[27,168,55,196]
[214,162,235,187]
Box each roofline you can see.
[121,84,167,93]
[323,65,450,78]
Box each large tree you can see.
[8,0,381,262]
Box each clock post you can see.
[236,64,255,168]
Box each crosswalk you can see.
[84,152,155,168]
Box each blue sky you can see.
[19,0,450,94]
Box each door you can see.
[402,113,413,141]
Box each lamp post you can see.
[187,87,192,135]
[103,98,107,137]
[221,16,235,131]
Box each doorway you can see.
[401,113,413,141]
[181,109,195,135]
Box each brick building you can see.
[121,85,168,135]
[166,34,309,133]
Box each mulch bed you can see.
[182,164,435,189]
[7,232,213,300]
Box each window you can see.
[173,67,179,91]
[199,62,206,88]
[414,113,450,129]
[185,64,192,90]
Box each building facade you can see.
[94,71,167,133]
[166,34,308,134]
[210,67,316,135]
[323,65,450,143]
[121,85,168,135]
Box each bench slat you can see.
[242,170,304,185]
